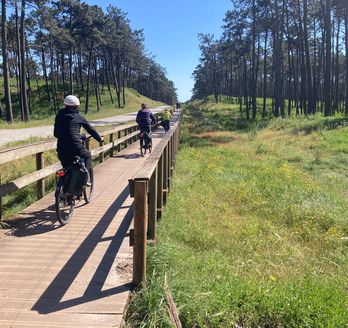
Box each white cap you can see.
[64,95,80,107]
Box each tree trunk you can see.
[1,0,13,123]
[15,0,24,121]
[105,57,114,104]
[334,16,341,112]
[85,41,94,114]
[324,0,332,116]
[262,29,268,118]
[243,56,249,120]
[42,50,50,101]
[20,0,29,121]
[93,56,100,111]
[251,0,257,120]
[345,1,348,115]
[304,0,315,114]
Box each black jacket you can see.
[136,108,156,128]
[54,108,102,162]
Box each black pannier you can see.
[65,159,89,195]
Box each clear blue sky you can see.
[85,0,232,102]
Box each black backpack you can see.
[66,160,89,195]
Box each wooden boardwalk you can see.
[0,128,166,328]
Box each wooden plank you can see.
[0,163,62,198]
[164,274,182,328]
[133,180,148,287]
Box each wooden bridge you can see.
[0,110,182,327]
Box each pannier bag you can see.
[144,133,152,146]
[66,160,89,195]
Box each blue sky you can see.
[85,0,232,102]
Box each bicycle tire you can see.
[55,178,75,226]
[140,137,144,157]
[83,178,93,203]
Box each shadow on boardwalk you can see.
[10,185,135,314]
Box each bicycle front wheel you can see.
[55,179,75,226]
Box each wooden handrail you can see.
[129,109,182,287]
[0,120,146,219]
[0,121,138,165]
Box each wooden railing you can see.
[0,121,143,219]
[128,109,182,287]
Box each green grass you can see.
[126,102,348,327]
[0,83,164,129]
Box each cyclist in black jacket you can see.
[54,95,103,182]
[136,103,156,133]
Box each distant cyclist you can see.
[136,103,156,144]
[54,95,103,183]
[161,108,172,132]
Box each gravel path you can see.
[0,106,168,147]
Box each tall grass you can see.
[126,102,348,327]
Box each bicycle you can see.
[139,130,152,157]
[55,136,93,225]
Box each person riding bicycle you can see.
[136,103,156,147]
[161,108,172,132]
[54,95,103,184]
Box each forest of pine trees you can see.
[0,0,177,123]
[192,0,348,119]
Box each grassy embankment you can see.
[127,99,348,327]
[0,80,164,129]
[0,86,164,221]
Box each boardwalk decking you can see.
[0,129,165,328]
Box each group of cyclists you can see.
[54,95,177,204]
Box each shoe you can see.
[86,180,92,186]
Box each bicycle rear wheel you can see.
[83,177,93,203]
[55,178,75,226]
[140,137,145,157]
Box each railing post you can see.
[36,152,45,198]
[99,140,104,163]
[117,131,122,152]
[133,180,148,287]
[0,173,3,220]
[167,140,172,192]
[163,146,168,205]
[157,154,164,219]
[109,133,114,157]
[148,168,158,240]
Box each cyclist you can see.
[136,103,156,147]
[54,95,103,184]
[161,108,172,132]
